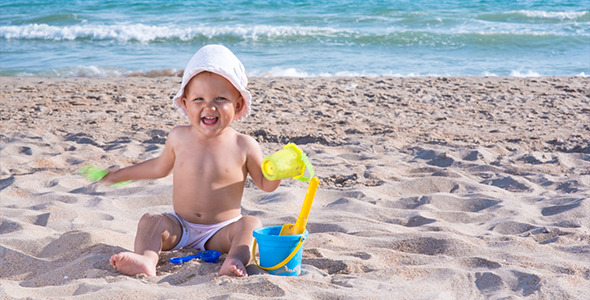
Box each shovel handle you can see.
[294,177,319,230]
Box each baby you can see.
[102,45,281,277]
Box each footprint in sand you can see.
[304,258,348,275]
[405,215,436,227]
[0,220,23,234]
[424,194,500,212]
[511,270,541,297]
[391,237,473,256]
[475,272,504,295]
[490,221,536,235]
[0,176,15,191]
[541,198,583,216]
[482,176,534,193]
[461,257,501,269]
[34,212,51,226]
[306,222,347,233]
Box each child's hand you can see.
[99,169,117,185]
[78,165,131,187]
[80,164,109,182]
[98,169,132,187]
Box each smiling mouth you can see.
[201,116,219,125]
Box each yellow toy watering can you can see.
[261,143,314,182]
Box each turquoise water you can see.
[1,0,589,77]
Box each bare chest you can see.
[173,143,246,184]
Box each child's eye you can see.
[215,97,229,102]
[192,97,204,101]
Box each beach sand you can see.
[1,76,589,299]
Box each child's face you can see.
[182,72,245,136]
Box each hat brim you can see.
[173,67,252,121]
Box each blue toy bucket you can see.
[252,226,308,276]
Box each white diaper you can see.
[168,212,242,251]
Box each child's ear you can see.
[234,95,245,114]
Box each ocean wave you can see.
[0,23,353,43]
[513,10,588,20]
[40,66,131,77]
[3,65,587,78]
[250,67,387,78]
[0,65,176,78]
[509,70,541,77]
[253,68,589,78]
[2,22,586,45]
[479,10,589,23]
[16,13,85,25]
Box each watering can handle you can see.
[252,236,305,271]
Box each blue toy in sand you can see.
[170,250,221,264]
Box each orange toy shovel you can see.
[280,177,319,235]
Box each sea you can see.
[1,0,589,78]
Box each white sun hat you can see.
[172,45,252,121]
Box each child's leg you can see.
[205,215,262,277]
[110,213,182,276]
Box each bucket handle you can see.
[252,236,305,271]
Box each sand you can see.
[1,76,589,299]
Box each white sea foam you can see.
[0,23,200,42]
[509,70,541,77]
[250,67,385,78]
[0,23,352,42]
[252,67,588,78]
[512,10,588,20]
[251,67,452,78]
[482,71,498,77]
[39,66,130,77]
[2,21,585,46]
[7,65,577,78]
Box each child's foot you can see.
[110,251,157,276]
[219,257,248,277]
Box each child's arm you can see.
[101,128,177,184]
[243,135,281,192]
